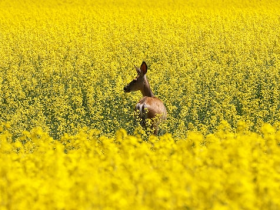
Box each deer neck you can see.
[141,76,154,97]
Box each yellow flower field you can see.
[1,123,280,209]
[1,0,280,209]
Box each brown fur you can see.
[137,97,167,120]
[124,62,167,135]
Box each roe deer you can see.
[124,61,167,135]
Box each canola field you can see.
[1,0,280,209]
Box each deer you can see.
[124,61,167,135]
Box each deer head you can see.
[124,62,154,97]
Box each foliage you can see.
[1,123,280,209]
[1,0,280,138]
[1,0,280,208]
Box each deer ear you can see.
[135,65,141,75]
[140,61,147,75]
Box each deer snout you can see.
[124,85,130,93]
